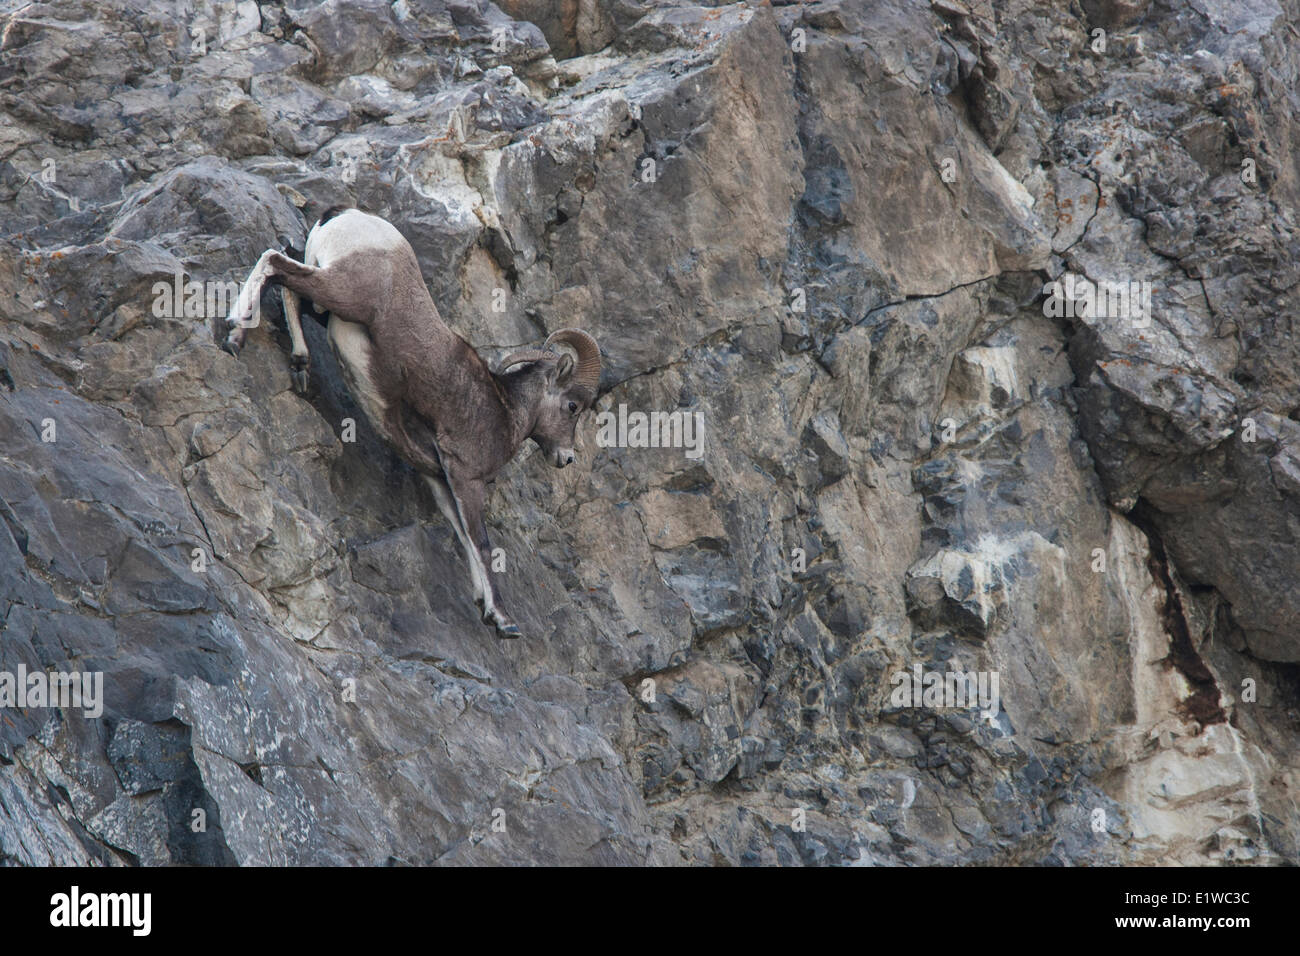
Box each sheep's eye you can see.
[567,401,579,414]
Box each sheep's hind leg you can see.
[224,251,358,357]
[261,253,372,324]
[281,285,311,393]
[222,249,279,355]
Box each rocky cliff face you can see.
[1,0,1298,866]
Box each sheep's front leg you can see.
[443,473,520,639]
[424,475,487,609]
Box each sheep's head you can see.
[498,329,602,468]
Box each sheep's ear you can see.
[555,353,575,384]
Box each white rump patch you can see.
[305,209,408,270]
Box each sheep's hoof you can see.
[483,607,521,639]
[291,367,310,394]
[221,336,242,357]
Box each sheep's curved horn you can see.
[497,349,555,374]
[544,328,601,390]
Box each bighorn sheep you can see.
[221,207,602,639]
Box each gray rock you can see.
[0,0,1297,867]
